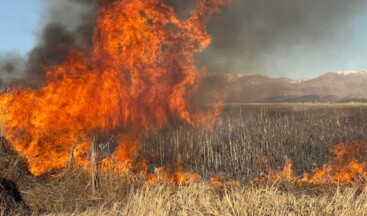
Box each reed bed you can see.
[141,105,367,181]
[3,105,367,215]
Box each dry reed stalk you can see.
[62,136,79,177]
[91,136,97,195]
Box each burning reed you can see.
[141,105,367,182]
[2,105,367,214]
[0,0,229,177]
[1,0,367,214]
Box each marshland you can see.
[2,104,367,215]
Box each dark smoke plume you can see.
[1,0,367,87]
[0,0,96,88]
[24,0,97,87]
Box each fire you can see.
[301,141,367,186]
[4,0,364,188]
[0,0,230,177]
[254,141,367,187]
[144,158,200,185]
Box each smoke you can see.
[196,0,367,75]
[22,0,97,87]
[0,0,97,88]
[1,0,367,87]
[0,53,25,78]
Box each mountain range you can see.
[200,71,367,103]
[2,70,367,103]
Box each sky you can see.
[261,12,367,79]
[0,0,41,55]
[1,0,367,80]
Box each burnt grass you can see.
[140,104,367,182]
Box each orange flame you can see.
[254,141,367,187]
[301,141,367,186]
[0,0,230,177]
[144,157,200,185]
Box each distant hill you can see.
[2,70,367,103]
[200,71,367,103]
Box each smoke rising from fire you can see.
[22,0,97,87]
[1,0,367,86]
[199,0,367,76]
[0,0,228,176]
[0,0,97,87]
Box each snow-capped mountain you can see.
[334,70,367,76]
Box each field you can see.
[141,103,367,181]
[2,103,367,215]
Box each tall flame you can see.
[0,0,230,176]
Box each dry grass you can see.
[141,105,367,180]
[43,184,367,216]
[10,169,367,216]
[3,105,367,215]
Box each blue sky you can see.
[0,0,41,55]
[0,0,367,80]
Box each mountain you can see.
[200,71,367,103]
[2,70,367,103]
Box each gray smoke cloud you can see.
[197,0,367,76]
[0,0,96,88]
[1,0,367,87]
[24,0,97,87]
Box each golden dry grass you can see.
[41,183,367,216]
[10,167,366,216]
